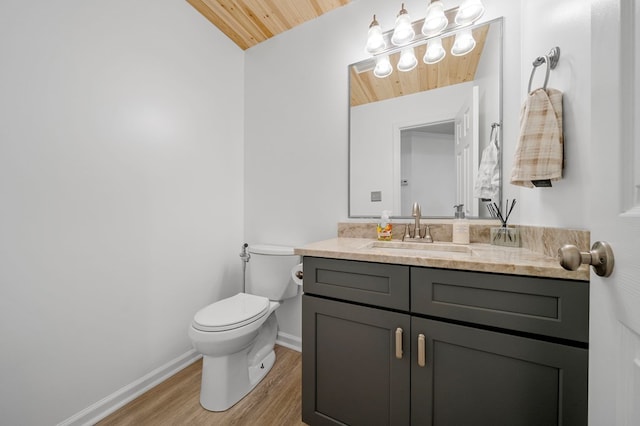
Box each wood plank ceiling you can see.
[186,0,488,107]
[350,24,489,107]
[186,0,351,50]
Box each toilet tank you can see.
[246,244,300,301]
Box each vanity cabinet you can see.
[302,257,589,426]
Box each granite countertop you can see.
[294,237,589,282]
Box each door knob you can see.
[558,241,614,277]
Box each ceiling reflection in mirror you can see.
[349,18,503,219]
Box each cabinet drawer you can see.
[303,257,410,311]
[411,268,589,343]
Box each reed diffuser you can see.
[487,199,520,247]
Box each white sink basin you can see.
[365,240,472,255]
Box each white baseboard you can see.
[276,331,301,352]
[59,333,299,425]
[57,349,202,426]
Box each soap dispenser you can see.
[452,204,470,244]
[377,210,393,241]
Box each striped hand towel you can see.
[510,88,563,188]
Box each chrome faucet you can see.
[412,202,422,239]
[410,202,434,243]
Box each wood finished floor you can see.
[98,345,305,425]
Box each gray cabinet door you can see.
[302,295,411,426]
[411,317,588,426]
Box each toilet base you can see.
[249,349,275,387]
[198,313,278,411]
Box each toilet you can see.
[188,244,300,411]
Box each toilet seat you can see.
[192,293,270,332]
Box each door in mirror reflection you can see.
[397,86,479,217]
[454,85,479,218]
[400,122,456,217]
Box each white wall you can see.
[517,0,591,228]
[244,0,522,340]
[243,3,359,339]
[0,0,244,424]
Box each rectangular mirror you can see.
[349,18,503,219]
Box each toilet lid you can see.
[192,293,270,332]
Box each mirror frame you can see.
[348,17,504,219]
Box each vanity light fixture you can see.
[373,55,393,78]
[391,3,415,46]
[365,0,485,78]
[421,0,448,37]
[423,38,446,64]
[397,47,418,72]
[365,15,386,54]
[451,28,476,56]
[454,0,485,26]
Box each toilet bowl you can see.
[188,244,300,411]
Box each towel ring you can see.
[527,46,560,93]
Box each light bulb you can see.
[451,29,476,56]
[423,38,446,64]
[421,0,448,37]
[397,47,418,72]
[454,0,485,26]
[391,4,415,46]
[365,15,386,54]
[373,55,393,78]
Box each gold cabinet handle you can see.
[395,328,403,359]
[418,334,426,367]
